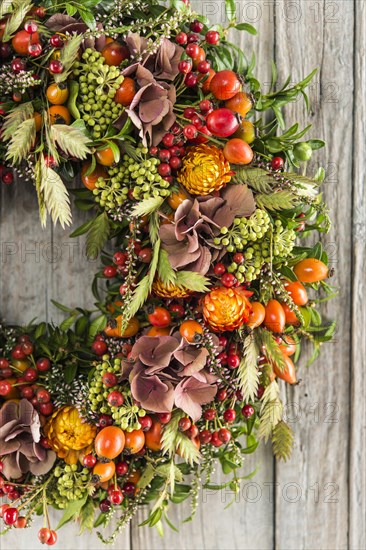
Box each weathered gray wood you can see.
[349,1,366,548]
[274,1,354,549]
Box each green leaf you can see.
[79,498,95,533]
[5,118,36,165]
[127,276,150,319]
[256,191,298,211]
[34,322,47,339]
[157,250,177,286]
[237,334,259,401]
[256,328,286,372]
[225,0,236,22]
[79,8,96,29]
[69,217,96,238]
[51,124,91,159]
[137,463,156,489]
[175,271,211,292]
[232,167,273,194]
[60,314,79,332]
[56,494,88,530]
[235,23,257,35]
[2,0,32,41]
[55,34,84,84]
[40,156,72,228]
[88,314,108,341]
[131,196,164,217]
[308,139,325,150]
[64,362,77,384]
[86,212,110,259]
[51,300,75,314]
[148,239,161,288]
[271,420,294,461]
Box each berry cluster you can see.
[52,464,91,507]
[73,49,124,140]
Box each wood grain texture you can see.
[273,1,354,549]
[349,1,366,548]
[1,1,365,549]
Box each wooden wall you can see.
[1,1,365,548]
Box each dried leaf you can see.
[271,420,294,461]
[237,334,259,401]
[2,0,32,41]
[86,213,110,259]
[5,118,36,165]
[51,125,91,159]
[256,191,298,211]
[131,196,164,217]
[55,34,84,83]
[40,156,72,228]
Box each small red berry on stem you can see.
[223,408,236,423]
[242,404,255,418]
[205,30,220,45]
[175,32,187,45]
[107,390,124,407]
[178,417,192,432]
[190,20,204,33]
[49,60,63,74]
[92,340,107,356]
[36,357,51,372]
[24,20,38,34]
[157,412,172,424]
[271,156,284,170]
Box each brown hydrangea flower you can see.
[0,400,56,480]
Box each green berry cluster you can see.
[51,464,91,508]
[92,144,171,212]
[73,48,124,140]
[228,243,269,282]
[272,219,296,258]
[214,209,271,252]
[88,357,146,431]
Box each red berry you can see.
[158,149,171,162]
[3,507,18,525]
[216,389,227,401]
[190,20,204,33]
[199,99,213,113]
[157,412,172,424]
[24,20,38,33]
[102,372,117,387]
[185,43,200,58]
[103,265,117,278]
[21,341,34,356]
[82,453,96,468]
[15,516,27,528]
[0,358,10,369]
[40,437,51,449]
[110,489,124,505]
[11,58,26,73]
[98,414,113,427]
[139,415,152,432]
[178,417,192,432]
[206,108,239,138]
[271,156,284,170]
[39,402,53,416]
[49,60,63,74]
[214,263,226,276]
[223,408,236,423]
[210,431,223,447]
[36,357,51,372]
[37,388,51,403]
[169,303,185,318]
[170,122,181,135]
[218,428,231,443]
[28,43,42,57]
[183,124,198,140]
[149,146,158,156]
[99,499,111,512]
[2,171,14,184]
[92,340,108,356]
[235,389,244,401]
[169,156,182,170]
[221,273,237,287]
[205,30,220,45]
[116,461,129,475]
[203,408,216,421]
[175,32,187,45]
[36,7,46,18]
[162,133,175,147]
[107,390,124,407]
[232,253,244,264]
[46,530,57,546]
[197,60,211,74]
[24,367,38,382]
[11,345,26,360]
[187,33,200,43]
[157,163,171,177]
[122,481,136,496]
[186,424,199,439]
[199,429,212,444]
[0,380,12,396]
[138,248,152,263]
[183,107,196,119]
[178,60,192,74]
[113,252,127,266]
[218,336,227,347]
[8,490,20,501]
[185,72,198,87]
[242,404,255,418]
[227,354,240,369]
[0,504,10,518]
[257,385,265,399]
[217,351,227,365]
[50,34,64,48]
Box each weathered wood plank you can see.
[349,1,366,548]
[0,179,50,323]
[273,1,354,548]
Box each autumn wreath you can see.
[0,0,336,545]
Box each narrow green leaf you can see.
[56,495,88,530]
